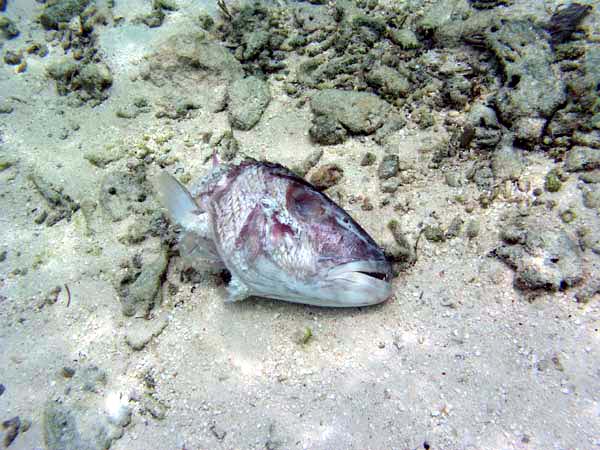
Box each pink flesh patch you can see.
[272,215,294,241]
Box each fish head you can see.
[285,179,393,307]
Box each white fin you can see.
[225,275,251,303]
[156,172,200,227]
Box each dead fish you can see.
[156,158,392,307]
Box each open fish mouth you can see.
[321,260,393,307]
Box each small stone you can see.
[0,100,14,114]
[309,115,347,145]
[228,76,271,131]
[0,16,19,38]
[0,384,5,396]
[293,327,313,345]
[309,164,343,190]
[2,416,21,447]
[565,146,600,172]
[378,154,399,180]
[560,209,576,224]
[545,170,562,192]
[0,250,6,262]
[61,367,76,378]
[445,216,463,239]
[124,317,169,351]
[360,152,376,166]
[445,171,460,187]
[424,225,445,242]
[381,178,400,193]
[465,220,480,239]
[3,50,22,65]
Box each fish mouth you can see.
[322,260,393,307]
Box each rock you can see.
[366,65,410,99]
[424,225,445,242]
[378,154,399,180]
[491,145,524,182]
[227,77,271,131]
[3,50,22,65]
[445,216,464,239]
[582,186,600,210]
[545,170,562,192]
[139,8,165,27]
[0,100,13,114]
[292,149,323,177]
[381,178,400,193]
[309,164,344,190]
[388,28,420,49]
[79,365,107,393]
[465,103,502,149]
[565,146,600,172]
[43,403,82,450]
[119,250,169,317]
[294,4,334,33]
[493,217,583,291]
[547,3,592,45]
[311,89,390,135]
[466,219,480,239]
[61,367,76,378]
[125,316,169,351]
[0,155,16,171]
[84,145,123,168]
[487,19,566,123]
[374,114,406,144]
[579,171,600,184]
[78,63,113,97]
[39,0,90,30]
[360,152,376,166]
[445,171,461,187]
[213,130,239,162]
[572,130,600,149]
[0,16,19,38]
[309,114,347,145]
[29,171,79,225]
[514,117,545,147]
[2,416,21,447]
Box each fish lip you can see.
[322,260,393,306]
[326,260,392,281]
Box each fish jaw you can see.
[316,260,393,307]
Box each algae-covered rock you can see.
[464,103,502,149]
[29,171,80,226]
[388,28,420,49]
[493,217,583,291]
[565,146,600,172]
[311,89,390,135]
[491,144,524,182]
[309,164,344,190]
[545,170,562,192]
[47,58,112,103]
[378,154,399,180]
[43,403,83,450]
[486,19,566,123]
[227,76,271,131]
[0,15,19,38]
[39,0,91,30]
[366,65,410,99]
[119,250,169,317]
[309,114,347,145]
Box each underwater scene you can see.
[0,0,599,448]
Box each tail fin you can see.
[155,172,199,226]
